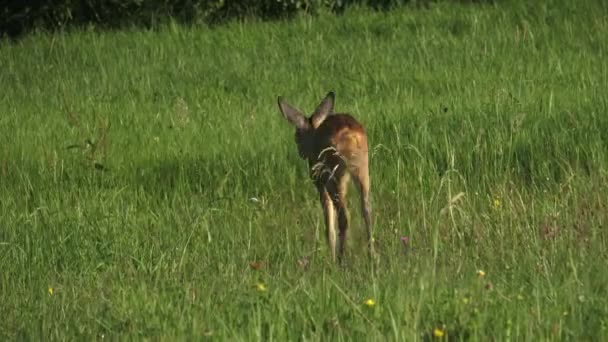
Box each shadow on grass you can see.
[134,155,237,201]
[132,150,304,202]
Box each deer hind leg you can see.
[319,190,337,262]
[336,173,351,263]
[352,160,375,258]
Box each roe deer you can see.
[278,91,374,263]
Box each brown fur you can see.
[278,92,375,263]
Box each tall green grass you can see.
[1,1,607,340]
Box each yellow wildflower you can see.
[493,198,501,208]
[433,327,445,338]
[48,287,54,296]
[255,282,267,292]
[363,298,376,307]
[476,270,486,277]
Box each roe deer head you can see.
[278,91,374,263]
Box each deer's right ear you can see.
[278,96,310,130]
[310,91,335,129]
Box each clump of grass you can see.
[64,110,110,171]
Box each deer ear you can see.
[310,91,335,129]
[278,96,310,130]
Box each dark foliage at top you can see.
[1,0,492,38]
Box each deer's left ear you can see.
[278,96,310,130]
[310,91,335,129]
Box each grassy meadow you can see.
[1,0,608,339]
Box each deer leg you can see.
[336,174,350,263]
[320,190,337,262]
[353,163,375,258]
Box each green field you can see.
[1,1,608,340]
